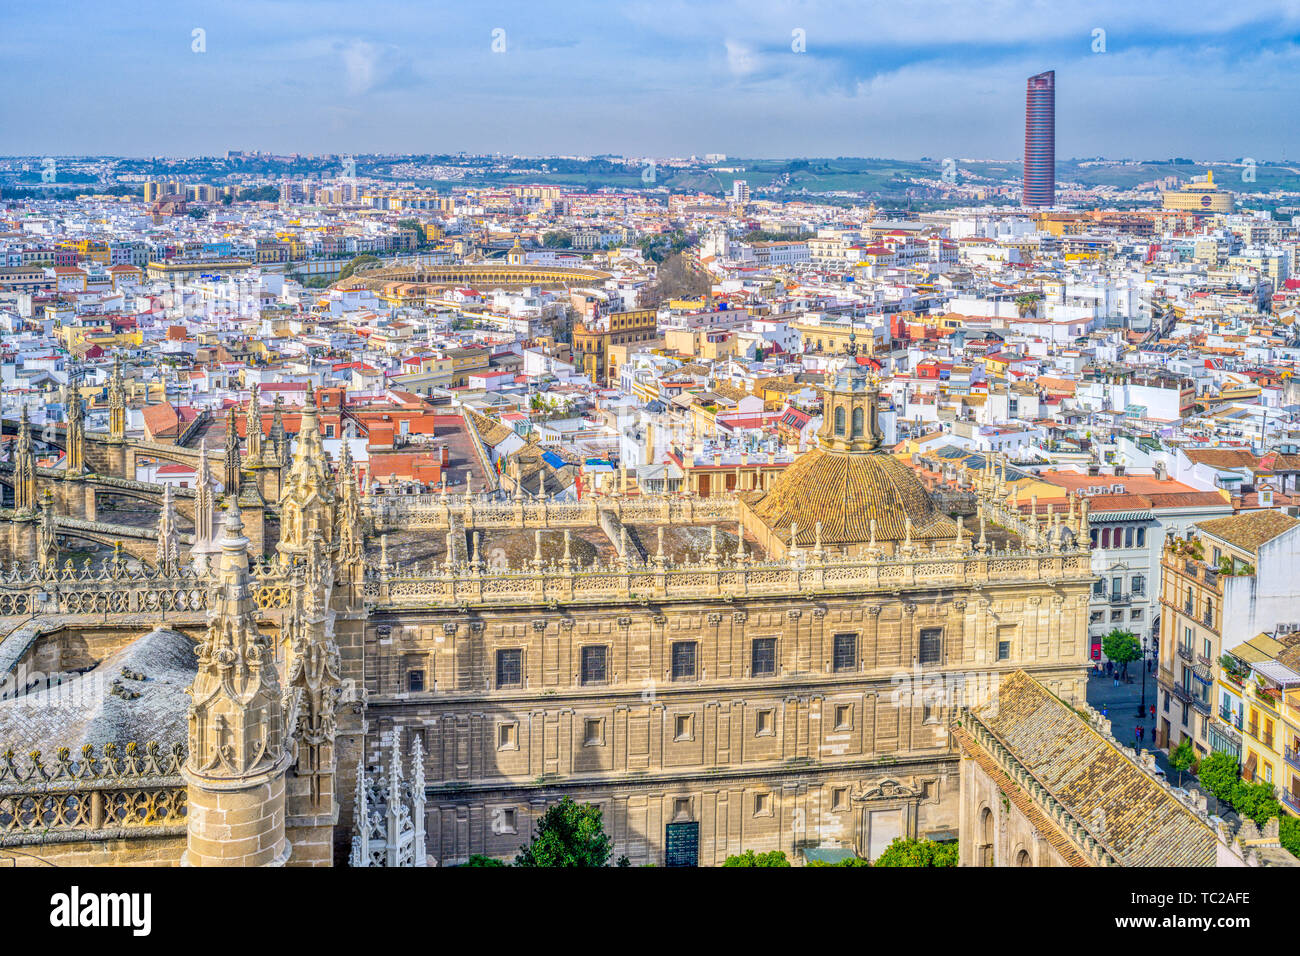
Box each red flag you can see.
[575,469,582,501]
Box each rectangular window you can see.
[1136,527,1146,547]
[581,645,607,685]
[756,709,774,736]
[674,714,694,741]
[1132,575,1145,595]
[833,633,857,672]
[918,628,943,666]
[494,807,517,834]
[584,717,603,746]
[832,787,850,812]
[1212,547,1221,565]
[997,640,1011,661]
[1093,579,1105,596]
[496,649,523,688]
[1124,527,1134,548]
[753,792,772,816]
[834,704,853,731]
[671,641,697,681]
[407,669,425,693]
[751,638,777,677]
[497,722,518,751]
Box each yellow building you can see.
[572,308,657,384]
[1161,171,1235,215]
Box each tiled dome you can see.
[748,446,955,546]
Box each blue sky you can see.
[2,0,1298,159]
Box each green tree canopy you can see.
[1169,738,1196,786]
[872,838,958,867]
[542,231,573,248]
[807,856,871,867]
[514,796,622,867]
[1197,750,1240,800]
[722,849,791,867]
[463,854,506,867]
[337,254,381,282]
[1102,628,1142,674]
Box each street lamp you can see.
[1136,632,1149,718]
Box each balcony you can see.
[1183,601,1194,615]
[1219,705,1233,722]
[1286,747,1300,773]
[1170,682,1210,714]
[1177,644,1194,663]
[1110,592,1129,605]
[1283,789,1300,815]
[1247,723,1259,741]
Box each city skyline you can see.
[2,1,1298,159]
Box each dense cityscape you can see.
[1,12,1298,914]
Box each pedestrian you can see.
[1149,704,1155,719]
[1139,725,1145,742]
[1113,674,1120,688]
[1134,725,1141,744]
[1101,706,1108,719]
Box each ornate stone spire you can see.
[334,439,362,567]
[12,405,35,514]
[277,381,336,561]
[244,383,263,466]
[37,490,57,572]
[155,482,181,575]
[64,381,85,474]
[282,530,341,820]
[270,394,289,467]
[107,354,126,441]
[184,498,290,866]
[191,438,217,571]
[223,404,241,494]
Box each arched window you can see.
[834,406,845,435]
[1015,848,1032,867]
[852,406,864,438]
[1101,528,1111,549]
[979,807,994,867]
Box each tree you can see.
[722,849,791,867]
[463,854,506,867]
[542,231,573,249]
[514,796,622,867]
[1230,780,1282,827]
[1169,738,1196,787]
[807,856,871,867]
[337,254,380,282]
[1102,628,1142,677]
[872,838,958,867]
[1198,750,1239,802]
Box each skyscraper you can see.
[1023,70,1055,207]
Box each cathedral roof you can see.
[0,627,195,753]
[744,446,955,546]
[963,670,1217,867]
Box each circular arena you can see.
[337,262,613,293]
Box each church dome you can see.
[747,446,954,547]
[742,359,955,550]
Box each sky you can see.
[2,0,1299,160]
